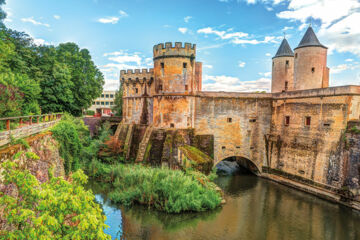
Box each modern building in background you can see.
[88,91,116,116]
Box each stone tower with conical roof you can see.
[293,26,329,90]
[271,37,294,93]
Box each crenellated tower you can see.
[153,42,202,94]
[293,26,329,90]
[272,37,294,93]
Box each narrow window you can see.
[183,62,187,68]
[285,81,288,91]
[311,67,315,73]
[185,85,188,91]
[249,119,256,123]
[106,102,109,105]
[305,116,311,126]
[170,123,175,128]
[295,53,298,58]
[285,116,290,126]
[96,102,100,105]
[135,88,138,93]
[286,60,289,66]
[101,102,104,105]
[106,94,109,98]
[161,62,164,68]
[222,146,226,150]
[110,102,113,105]
[101,94,104,98]
[110,94,114,98]
[323,123,330,127]
[159,85,163,91]
[227,118,232,123]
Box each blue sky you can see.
[3,0,360,91]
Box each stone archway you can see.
[215,156,261,176]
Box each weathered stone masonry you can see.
[119,27,360,210]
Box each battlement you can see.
[153,42,196,59]
[120,68,154,83]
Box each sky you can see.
[3,0,360,92]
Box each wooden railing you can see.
[0,113,63,131]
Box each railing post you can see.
[37,116,40,124]
[43,115,46,122]
[6,119,10,131]
[29,117,33,125]
[19,118,23,126]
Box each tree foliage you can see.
[0,160,111,240]
[0,2,104,116]
[112,85,123,117]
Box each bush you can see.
[0,160,110,239]
[85,110,95,116]
[88,160,222,213]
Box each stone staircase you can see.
[135,125,153,162]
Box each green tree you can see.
[0,0,6,27]
[56,43,104,115]
[0,160,111,239]
[112,84,123,117]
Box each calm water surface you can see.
[89,175,360,240]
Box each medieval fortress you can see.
[119,26,360,209]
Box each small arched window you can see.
[295,53,298,58]
[311,67,315,73]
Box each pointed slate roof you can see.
[273,38,294,59]
[295,26,327,50]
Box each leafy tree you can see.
[56,43,104,115]
[0,0,6,27]
[0,83,23,117]
[0,160,111,239]
[112,85,123,117]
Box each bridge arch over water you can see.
[215,155,261,176]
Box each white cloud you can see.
[282,26,293,31]
[119,10,128,18]
[109,55,142,65]
[184,16,192,23]
[203,75,270,92]
[246,0,257,4]
[53,15,61,20]
[97,16,120,24]
[331,63,359,74]
[265,53,272,56]
[197,27,248,39]
[238,61,246,68]
[204,64,213,69]
[345,59,353,62]
[103,51,125,57]
[178,27,188,34]
[97,10,128,24]
[197,27,278,45]
[21,17,50,27]
[259,72,272,77]
[33,38,49,46]
[276,0,360,56]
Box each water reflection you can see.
[89,175,360,240]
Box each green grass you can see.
[88,160,222,213]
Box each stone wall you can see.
[194,94,272,170]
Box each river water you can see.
[89,174,360,240]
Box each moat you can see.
[89,174,360,240]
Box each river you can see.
[89,174,360,240]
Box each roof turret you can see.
[273,38,294,59]
[295,26,327,50]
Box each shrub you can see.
[85,110,95,116]
[88,160,222,213]
[0,161,111,239]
